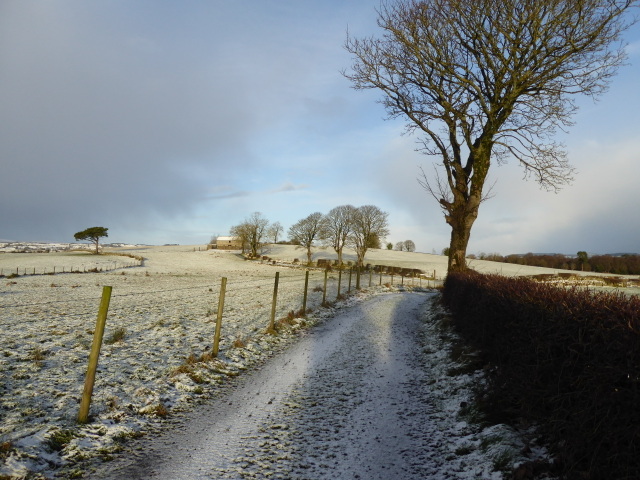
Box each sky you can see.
[1,1,639,256]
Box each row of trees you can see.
[230,205,391,267]
[393,240,416,252]
[467,252,640,276]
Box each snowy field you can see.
[0,244,635,478]
[0,244,441,479]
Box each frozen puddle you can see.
[89,292,517,479]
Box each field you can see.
[0,244,637,478]
[0,244,444,478]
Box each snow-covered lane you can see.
[89,292,434,479]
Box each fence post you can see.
[322,269,328,305]
[336,269,342,301]
[379,270,382,286]
[348,268,352,293]
[212,277,227,358]
[78,286,112,424]
[302,270,309,315]
[356,267,361,290]
[369,269,372,287]
[268,272,280,332]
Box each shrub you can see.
[104,327,126,345]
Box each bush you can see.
[442,271,640,479]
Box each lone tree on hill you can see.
[345,0,636,272]
[74,227,108,254]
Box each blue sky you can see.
[1,1,639,255]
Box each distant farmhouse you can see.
[215,236,242,250]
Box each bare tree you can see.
[268,221,284,244]
[229,223,250,254]
[349,205,390,267]
[288,212,325,265]
[320,205,357,266]
[345,0,636,272]
[404,239,416,252]
[231,212,270,257]
[395,241,405,251]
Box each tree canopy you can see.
[74,226,108,254]
[345,0,636,271]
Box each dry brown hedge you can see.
[442,271,640,480]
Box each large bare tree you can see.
[349,205,390,267]
[320,204,357,266]
[345,0,636,272]
[288,212,325,265]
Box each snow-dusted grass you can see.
[0,245,432,479]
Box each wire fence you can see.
[0,257,144,277]
[0,264,443,425]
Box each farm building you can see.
[215,236,242,250]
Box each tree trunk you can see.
[445,161,486,272]
[447,216,474,272]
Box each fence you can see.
[0,264,442,427]
[0,255,144,277]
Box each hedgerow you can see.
[442,271,640,479]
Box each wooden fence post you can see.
[212,277,227,358]
[336,269,342,301]
[356,267,361,290]
[348,268,352,293]
[379,270,382,286]
[322,269,328,305]
[369,269,372,287]
[78,286,112,424]
[302,270,309,315]
[268,272,280,332]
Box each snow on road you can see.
[87,292,547,480]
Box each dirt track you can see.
[88,291,523,479]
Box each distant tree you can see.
[345,0,636,272]
[577,251,589,271]
[403,240,416,252]
[395,242,405,251]
[288,212,324,265]
[349,205,390,267]
[367,233,382,249]
[231,212,270,257]
[268,221,284,244]
[229,223,250,254]
[320,205,357,266]
[74,227,108,254]
[442,247,450,257]
[386,242,394,250]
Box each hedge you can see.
[442,271,640,479]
